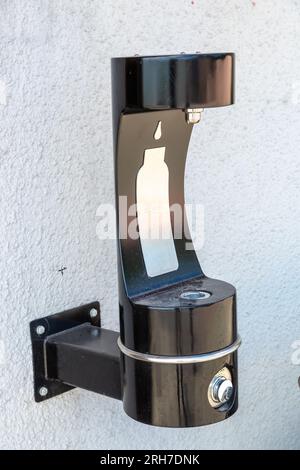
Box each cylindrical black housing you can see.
[111,53,234,111]
[122,353,238,427]
[111,53,239,427]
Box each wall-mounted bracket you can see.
[30,302,121,403]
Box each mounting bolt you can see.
[89,308,98,319]
[39,386,48,397]
[36,325,45,335]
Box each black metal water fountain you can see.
[30,53,240,427]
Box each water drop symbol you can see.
[154,121,162,140]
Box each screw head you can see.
[36,325,45,335]
[39,386,48,397]
[217,379,234,403]
[208,375,234,408]
[211,376,233,405]
[89,308,98,319]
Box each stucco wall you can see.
[0,0,299,450]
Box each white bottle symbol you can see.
[136,121,178,277]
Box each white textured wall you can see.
[0,0,299,450]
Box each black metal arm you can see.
[45,324,121,400]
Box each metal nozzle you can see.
[185,108,203,124]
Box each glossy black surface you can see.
[122,277,236,355]
[111,53,234,111]
[122,352,238,427]
[46,325,121,400]
[111,53,238,427]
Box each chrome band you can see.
[117,335,241,364]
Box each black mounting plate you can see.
[29,301,100,402]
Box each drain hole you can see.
[180,291,211,301]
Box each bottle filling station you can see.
[30,53,241,428]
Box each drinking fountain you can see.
[30,53,241,427]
